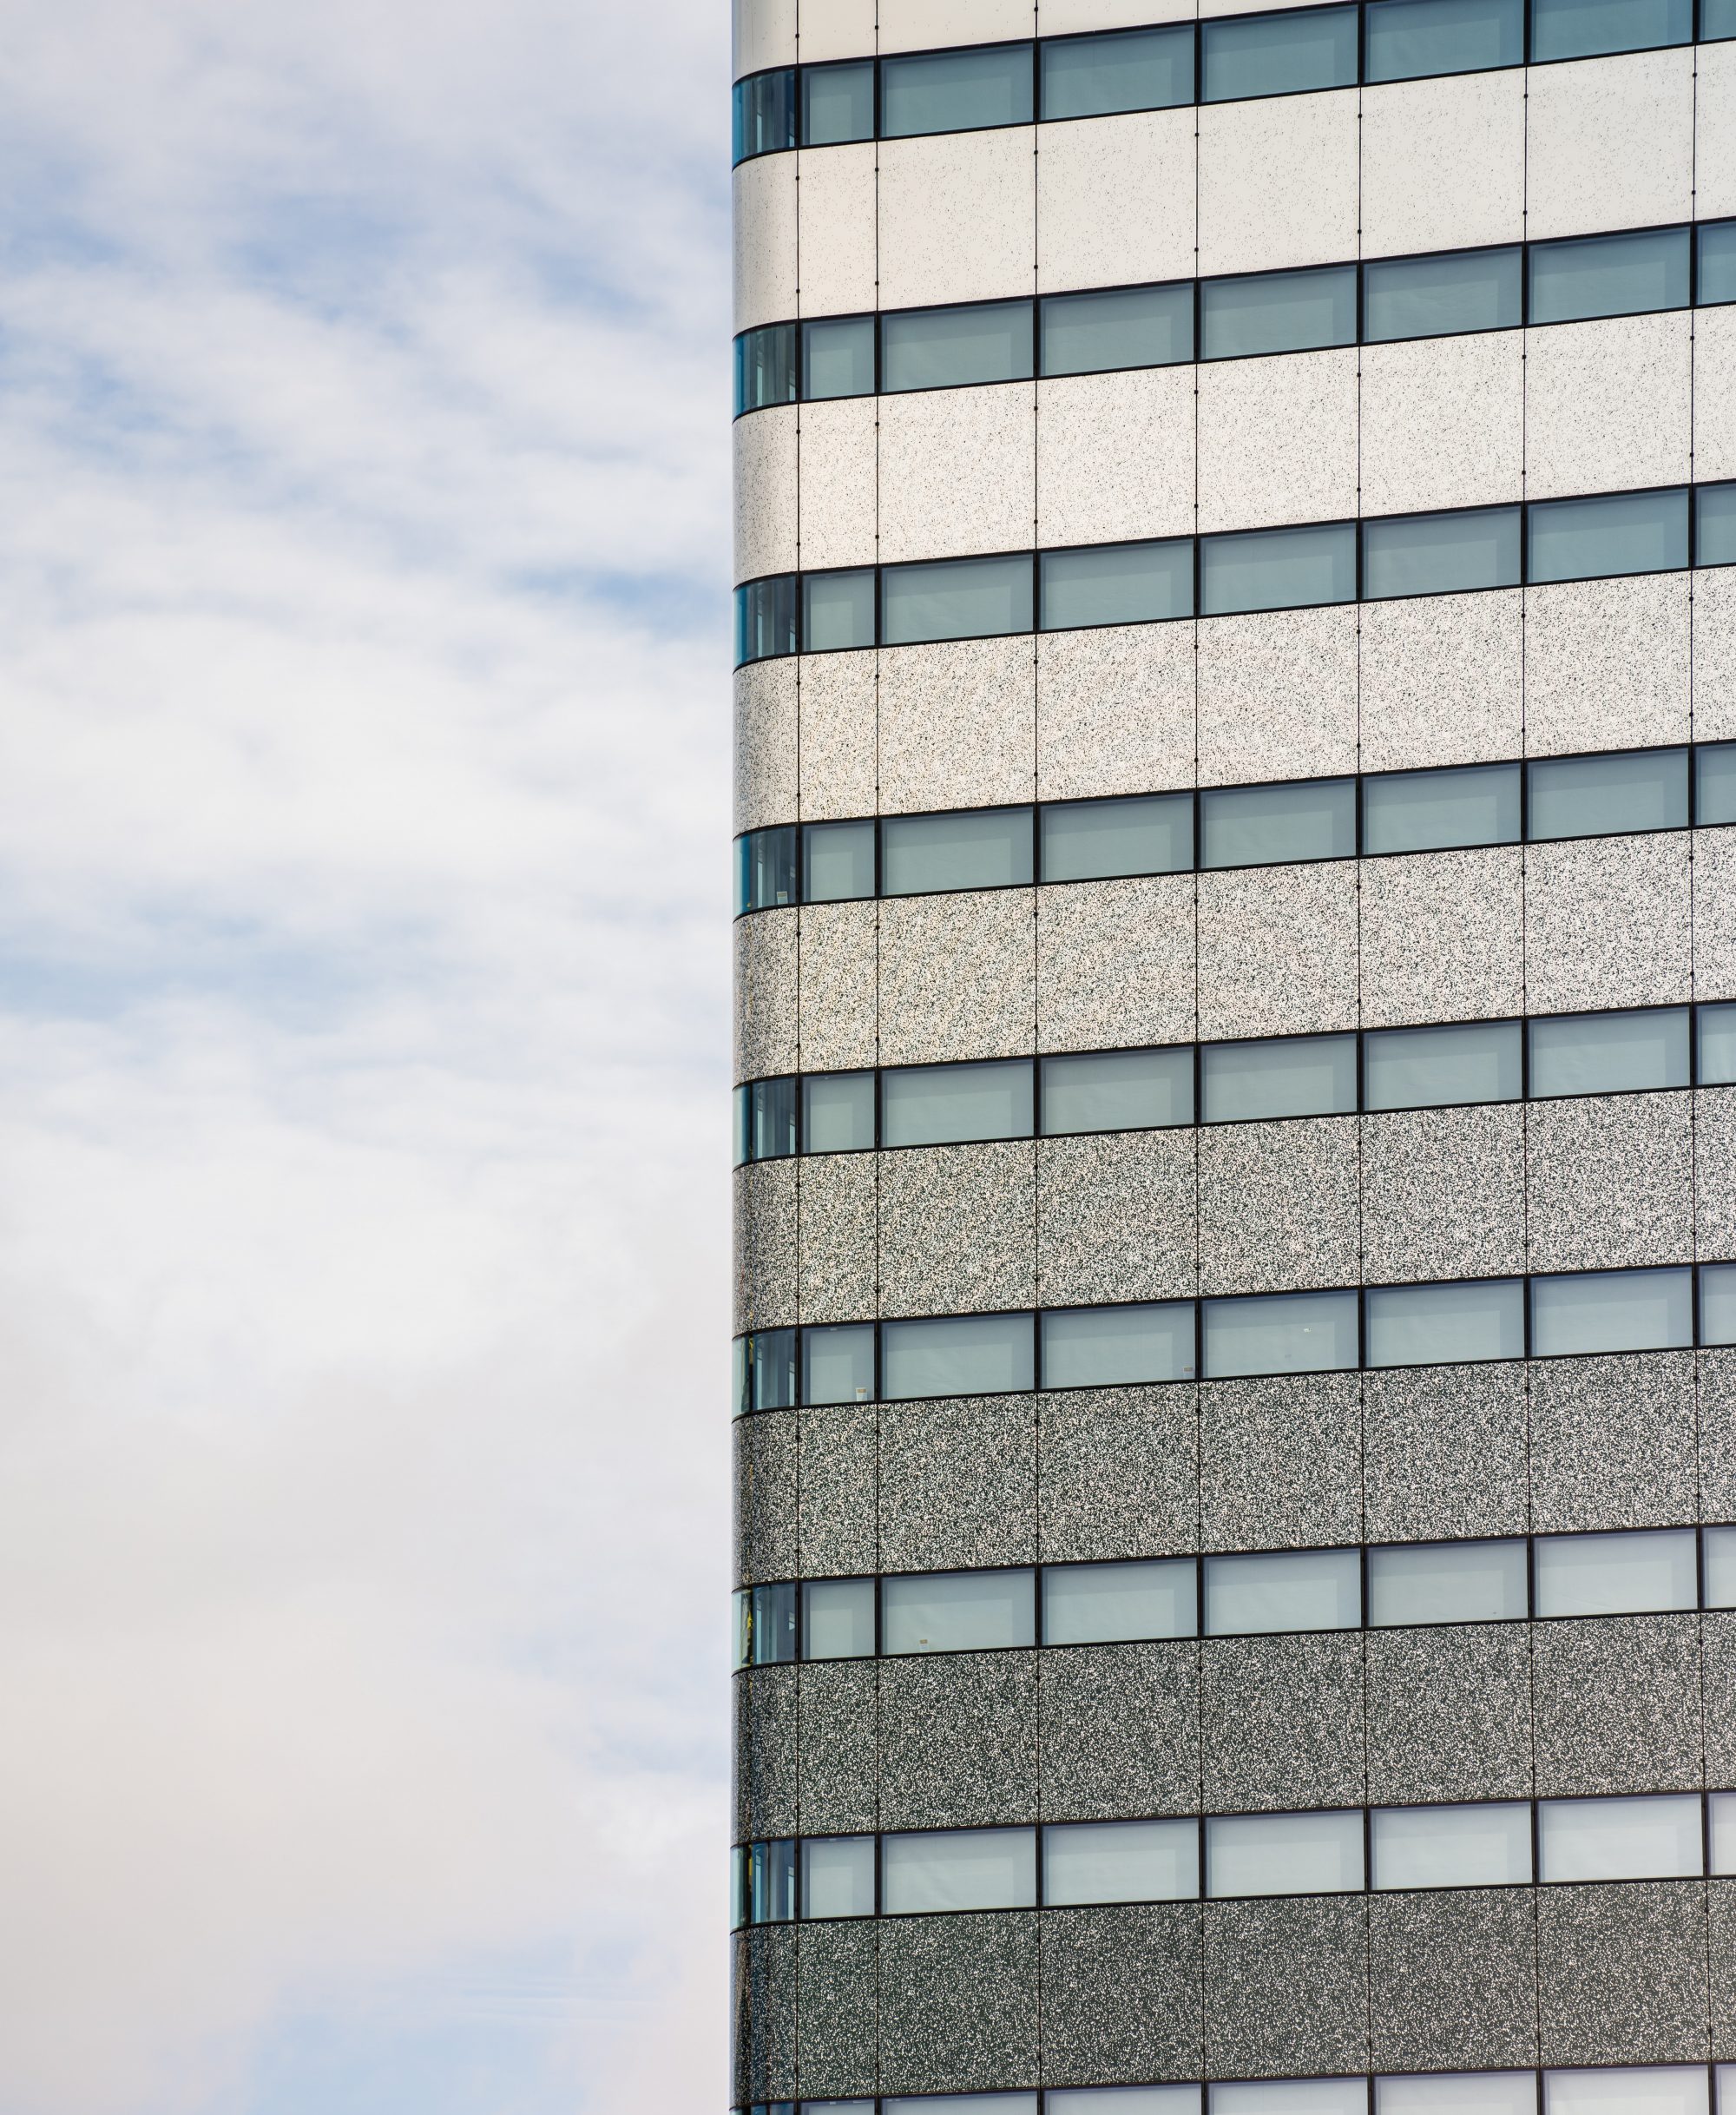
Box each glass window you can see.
[739,1580,799,1666]
[1529,0,1692,60]
[881,1567,1036,1653]
[1039,539,1194,629]
[738,824,798,913]
[737,575,799,664]
[1365,1278,1526,1367]
[1200,266,1358,359]
[881,553,1034,645]
[1041,1300,1198,1386]
[1371,1801,1533,1889]
[885,2100,1038,2115]
[1041,794,1193,881]
[1702,222,1736,306]
[733,68,796,163]
[801,60,874,145]
[1699,741,1736,825]
[1529,227,1691,326]
[745,1327,798,1410]
[1042,1558,1199,1644]
[1701,1002,1736,1083]
[1201,4,1358,99]
[1043,1817,1200,1904]
[1710,1526,1736,1608]
[802,315,876,400]
[1203,1547,1361,1635]
[880,1058,1035,1147]
[740,1077,798,1163]
[736,324,798,414]
[802,1074,875,1156]
[879,1826,1037,1913]
[1203,1288,1360,1377]
[801,1835,876,1918]
[880,44,1035,137]
[803,1577,876,1658]
[1201,1034,1358,1121]
[1200,778,1356,867]
[1052,2092,1203,2115]
[1714,1792,1736,1875]
[1712,0,1736,34]
[1040,25,1194,117]
[1703,1262,1736,1346]
[1217,2087,1367,2115]
[1206,1809,1364,1896]
[1530,1266,1693,1355]
[881,1312,1036,1399]
[1537,1793,1702,1881]
[1534,1527,1699,1616]
[1364,245,1523,340]
[1545,2073,1710,2115]
[1200,522,1357,616]
[803,568,877,651]
[1378,2075,1540,2115]
[802,1321,876,1404]
[1528,488,1690,584]
[881,300,1034,393]
[1528,1007,1690,1096]
[1526,747,1689,839]
[1362,761,1520,852]
[1042,1047,1195,1134]
[1364,0,1523,78]
[803,818,875,903]
[1363,507,1522,600]
[1040,283,1194,377]
[736,1836,798,1924]
[881,807,1035,893]
[1363,1019,1522,1110]
[1367,1538,1529,1624]
[1701,482,1736,567]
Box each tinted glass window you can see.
[801,60,874,145]
[1700,1001,1736,1084]
[1040,1047,1195,1134]
[1528,1007,1690,1096]
[1534,1527,1698,1616]
[1529,227,1691,326]
[1526,748,1689,839]
[1201,1034,1358,1121]
[1364,0,1523,78]
[740,1580,798,1665]
[736,575,798,664]
[1530,1266,1693,1355]
[741,1076,798,1161]
[734,68,796,162]
[881,1058,1035,1146]
[1202,1288,1360,1377]
[1041,1300,1198,1386]
[1363,246,1522,340]
[1365,1278,1526,1366]
[881,1827,1038,1912]
[1203,1548,1361,1634]
[1362,507,1521,599]
[1529,0,1691,61]
[1367,1538,1529,1624]
[881,1312,1036,1398]
[1202,5,1358,99]
[1536,1795,1701,1881]
[1206,1809,1364,1896]
[803,1834,877,1918]
[736,323,797,413]
[1200,266,1358,359]
[882,1568,1036,1653]
[1708,1525,1736,1606]
[802,314,876,400]
[1709,0,1736,34]
[881,300,1034,392]
[1040,793,1193,880]
[1362,761,1521,852]
[881,45,1035,136]
[804,819,875,902]
[802,1319,876,1403]
[1701,221,1736,306]
[1200,777,1357,866]
[1363,1019,1522,1110]
[804,568,877,650]
[1040,24,1194,116]
[745,1327,798,1410]
[1200,522,1357,615]
[1371,1802,1532,1889]
[1040,539,1194,629]
[739,823,798,912]
[1044,1818,1200,1906]
[1705,1263,1736,1347]
[881,807,1034,893]
[882,553,1034,644]
[1527,488,1690,583]
[1040,282,1194,377]
[1700,482,1736,567]
[1042,1558,1198,1644]
[803,1576,876,1658]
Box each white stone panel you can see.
[878,382,1036,563]
[734,405,799,583]
[878,636,1037,815]
[1359,71,1525,260]
[734,155,799,333]
[1697,43,1736,222]
[1523,574,1691,758]
[797,395,878,573]
[1198,89,1358,276]
[1194,348,1358,532]
[1036,622,1197,801]
[1523,313,1692,500]
[1694,306,1736,488]
[797,0,877,63]
[797,143,877,320]
[1523,49,1694,241]
[1036,108,1196,294]
[735,0,798,76]
[1036,366,1194,548]
[1359,331,1524,517]
[878,0,1036,50]
[1358,590,1523,776]
[878,128,1036,309]
[1196,604,1358,785]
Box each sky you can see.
[0,3,732,2111]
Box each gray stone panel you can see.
[798,1150,877,1325]
[735,1157,798,1333]
[1036,874,1197,1054]
[1197,1117,1360,1295]
[736,906,799,1083]
[798,900,878,1076]
[1529,1350,1699,1532]
[1701,1348,1736,1524]
[1362,1363,1530,1544]
[1359,846,1524,1029]
[1360,1103,1526,1285]
[1201,1895,1370,2079]
[1040,1640,1202,1822]
[877,1911,1041,2096]
[1200,1373,1361,1552]
[878,1395,1039,1571]
[798,1659,878,1836]
[1525,1090,1695,1274]
[1201,1631,1365,1812]
[735,1664,799,1842]
[1698,1086,1736,1261]
[1524,833,1692,1015]
[1039,1904,1203,2085]
[796,647,875,824]
[1697,827,1736,1004]
[1358,586,1522,776]
[1535,1880,1711,2066]
[795,1921,878,2099]
[798,1403,878,1578]
[878,891,1036,1068]
[737,1410,799,1586]
[877,635,1036,817]
[1036,622,1196,803]
[878,1140,1036,1318]
[1037,1384,1200,1562]
[733,656,798,835]
[733,1925,798,2105]
[1368,1888,1539,2072]
[1365,1622,1533,1805]
[1712,1879,1736,2060]
[1037,1130,1198,1307]
[1531,1612,1703,1796]
[878,1650,1040,1830]
[1705,1613,1736,1789]
[1197,861,1358,1042]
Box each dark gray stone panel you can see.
[1039,1640,1201,1822]
[1365,1622,1533,1805]
[1200,1372,1361,1552]
[1202,1894,1370,2078]
[1039,1903,1203,2085]
[1038,1384,1200,1562]
[1711,1878,1736,2060]
[878,1140,1038,1318]
[1705,1613,1736,1790]
[878,1650,1040,1830]
[732,1924,798,2105]
[799,1659,878,1836]
[736,1664,799,1842]
[797,1402,877,1578]
[737,1410,799,1587]
[796,1921,878,2099]
[1700,1348,1736,1524]
[1363,1363,1529,1545]
[798,1149,878,1326]
[878,1394,1039,1571]
[1529,1351,1699,1532]
[877,1910,1041,2096]
[1369,1887,1539,2072]
[1535,1880,1711,2066]
[1201,1630,1365,1811]
[1360,1103,1526,1287]
[1532,1613,1704,1796]
[1197,1116,1361,1295]
[1525,1090,1695,1274]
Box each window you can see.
[1200,521,1357,615]
[1365,1279,1526,1367]
[1201,1034,1358,1120]
[1528,1008,1690,1096]
[803,819,875,902]
[736,323,796,413]
[1043,1558,1198,1644]
[1363,1020,1522,1110]
[1044,1817,1199,1904]
[1371,1802,1532,1888]
[1362,507,1521,599]
[1219,2087,1365,2115]
[1528,488,1690,584]
[1529,227,1691,326]
[1699,742,1736,826]
[881,1567,1035,1653]
[1041,1301,1198,1386]
[881,1312,1035,1399]
[1200,778,1357,866]
[1702,483,1736,568]
[1548,2075,1710,2115]
[880,300,1033,392]
[886,2099,1038,2115]
[1362,761,1520,852]
[802,315,876,400]
[881,554,1034,645]
[734,1837,797,1925]
[1529,0,1692,61]
[1041,793,1193,881]
[1703,221,1736,306]
[1200,266,1358,359]
[1711,1527,1736,1609]
[1529,1267,1693,1355]
[1363,245,1523,340]
[736,576,799,664]
[880,45,1034,137]
[1041,1048,1194,1134]
[1039,283,1194,377]
[1712,0,1736,33]
[733,69,795,162]
[802,1074,875,1156]
[1203,1547,1361,1634]
[1704,1263,1736,1347]
[1206,1809,1364,1895]
[1526,748,1689,840]
[881,808,1034,894]
[879,1826,1036,1912]
[1533,1528,1698,1616]
[1040,25,1194,116]
[803,1577,876,1658]
[1536,1794,1702,1881]
[1714,1793,1736,1875]
[1201,5,1358,99]
[1367,1538,1529,1624]
[802,1835,876,1917]
[1053,2093,1200,2115]
[1699,1002,1736,1083]
[803,567,876,650]
[879,1059,1034,1147]
[1203,1288,1360,1377]
[1039,539,1194,629]
[736,1580,798,1666]
[801,61,874,145]
[740,1327,797,1411]
[736,1077,797,1163]
[1378,2075,1536,2115]
[1364,0,1524,78]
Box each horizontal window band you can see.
[731,1790,1736,1925]
[735,218,1729,415]
[733,0,1732,166]
[733,483,1736,665]
[732,1262,1736,1412]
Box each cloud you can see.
[0,1,733,2107]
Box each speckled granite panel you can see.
[1039,1904,1204,2085]
[1358,587,1522,776]
[1036,623,1197,803]
[1712,1879,1736,2059]
[798,1658,879,1836]
[1695,567,1736,744]
[1198,862,1358,1041]
[1040,1640,1202,1821]
[1523,571,1691,755]
[1037,1130,1198,1307]
[1196,348,1359,536]
[1532,1612,1704,1796]
[735,399,799,581]
[797,648,877,823]
[1201,1631,1365,1812]
[1036,875,1196,1054]
[1698,1088,1736,1261]
[1529,1350,1699,1532]
[1368,1888,1539,2072]
[798,1150,877,1324]
[1525,313,1692,501]
[1037,1384,1200,1562]
[878,381,1036,567]
[1525,1091,1694,1273]
[1359,846,1524,1029]
[1524,834,1692,1015]
[1037,366,1195,549]
[798,1403,878,1578]
[736,907,799,1083]
[878,1141,1037,1318]
[1705,1349,1736,1523]
[795,1921,878,2100]
[878,1394,1039,1571]
[1201,1895,1370,2079]
[877,1910,1041,2096]
[1200,1373,1361,1552]
[733,1925,799,2104]
[1695,827,1736,1005]
[1362,1364,1530,1544]
[736,1664,799,1841]
[1705,1613,1736,1789]
[798,900,878,1075]
[737,1410,799,1586]
[1197,1117,1360,1295]
[1535,1880,1711,2066]
[1360,1104,1526,1284]
[878,1650,1040,1830]
[1359,330,1522,517]
[1364,1622,1533,1805]
[878,891,1036,1068]
[735,656,799,834]
[878,636,1036,817]
[735,1158,798,1333]
[1195,604,1358,785]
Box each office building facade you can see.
[731,2,1736,2110]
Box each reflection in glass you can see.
[1534,1527,1698,1616]
[803,819,876,903]
[1042,1047,1195,1134]
[1204,1289,1360,1377]
[803,1576,877,1658]
[804,567,877,650]
[1363,245,1522,340]
[1368,1538,1529,1624]
[736,322,797,413]
[1529,0,1692,62]
[1708,1525,1736,1608]
[1206,1809,1364,1896]
[1703,1262,1736,1347]
[802,314,876,400]
[801,1072,875,1155]
[881,553,1034,645]
[1364,0,1523,78]
[1040,540,1194,629]
[882,1567,1036,1653]
[1703,222,1736,306]
[1365,1279,1525,1367]
[802,1320,876,1404]
[881,300,1033,392]
[1200,778,1356,867]
[881,807,1034,893]
[801,1835,877,1918]
[1204,1547,1361,1634]
[801,60,874,145]
[1544,2069,1710,2115]
[1378,2072,1538,2115]
[881,1312,1036,1399]
[880,1059,1034,1147]
[1201,1034,1357,1121]
[1043,1558,1198,1644]
[1528,1008,1690,1096]
[1529,1267,1693,1355]
[1527,488,1689,584]
[1201,4,1358,99]
[1041,1301,1197,1386]
[1703,1003,1736,1084]
[1043,1818,1199,1904]
[1529,227,1691,325]
[1537,1794,1701,1881]
[1200,522,1357,615]
[880,44,1035,137]
[1702,482,1736,568]
[1216,2085,1367,2115]
[1041,283,1194,376]
[1363,1019,1522,1110]
[879,1826,1037,1912]
[1363,508,1521,600]
[1041,793,1193,881]
[1527,748,1689,839]
[1362,761,1520,851]
[1698,741,1736,825]
[1371,1801,1532,1888]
